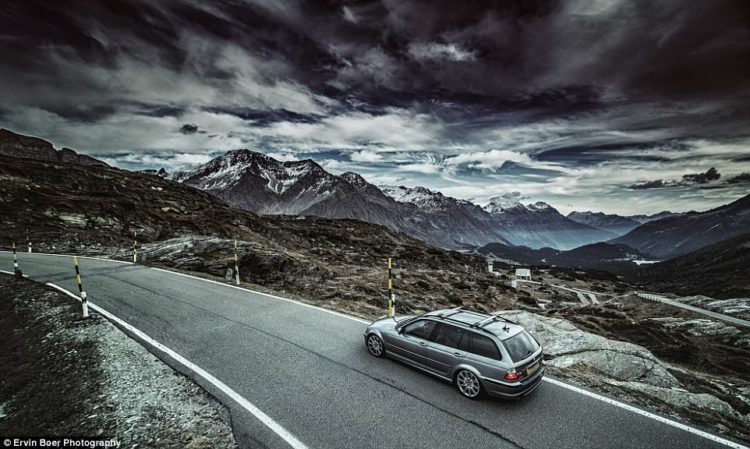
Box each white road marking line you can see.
[0,269,28,277]
[8,254,748,448]
[44,282,309,449]
[150,267,371,324]
[0,250,133,265]
[1,250,369,324]
[543,377,748,449]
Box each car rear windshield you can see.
[501,331,539,362]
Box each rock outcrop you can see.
[495,310,679,387]
[644,317,741,337]
[0,128,108,167]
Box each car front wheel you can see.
[455,369,483,399]
[366,334,385,358]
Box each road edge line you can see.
[0,250,133,265]
[2,250,369,324]
[543,377,748,449]
[149,267,371,324]
[44,282,309,449]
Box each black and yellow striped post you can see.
[73,256,89,318]
[233,239,240,285]
[12,242,21,278]
[387,258,395,317]
[132,230,138,263]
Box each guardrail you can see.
[636,292,750,328]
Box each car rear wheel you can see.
[366,334,385,357]
[455,369,483,399]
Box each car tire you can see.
[366,333,385,358]
[455,369,483,399]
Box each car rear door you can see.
[424,323,467,377]
[461,331,504,379]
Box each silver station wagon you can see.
[364,307,545,399]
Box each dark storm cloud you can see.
[727,173,750,184]
[628,167,722,190]
[179,123,198,135]
[3,0,749,117]
[1,0,749,214]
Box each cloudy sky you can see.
[2,0,749,214]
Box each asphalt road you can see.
[3,252,744,449]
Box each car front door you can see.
[386,319,436,367]
[424,323,467,377]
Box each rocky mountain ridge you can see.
[0,128,107,167]
[612,195,750,258]
[567,211,642,235]
[176,150,614,250]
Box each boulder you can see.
[495,310,680,387]
[606,380,750,429]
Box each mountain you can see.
[175,150,618,250]
[174,150,507,248]
[478,241,648,271]
[567,211,641,236]
[0,128,107,167]
[380,185,510,247]
[628,233,750,299]
[483,200,617,250]
[612,195,750,259]
[628,211,676,223]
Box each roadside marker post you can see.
[133,231,138,263]
[12,242,22,278]
[387,258,396,317]
[234,239,240,285]
[73,256,89,318]
[27,229,32,253]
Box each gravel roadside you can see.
[0,274,237,449]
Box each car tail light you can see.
[504,369,520,381]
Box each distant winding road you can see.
[2,252,746,449]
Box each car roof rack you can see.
[438,307,465,319]
[471,314,517,329]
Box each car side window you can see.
[403,319,436,340]
[460,332,501,360]
[430,323,465,349]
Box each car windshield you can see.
[501,331,539,362]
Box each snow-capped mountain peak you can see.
[380,185,452,211]
[527,201,554,212]
[483,199,524,214]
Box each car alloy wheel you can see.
[367,334,385,357]
[456,369,482,399]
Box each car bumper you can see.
[482,366,545,399]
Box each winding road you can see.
[2,252,746,449]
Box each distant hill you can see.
[612,195,750,259]
[0,128,107,167]
[628,211,676,223]
[628,233,750,299]
[478,241,648,271]
[567,211,642,236]
[482,201,616,250]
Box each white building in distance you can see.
[515,268,531,280]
